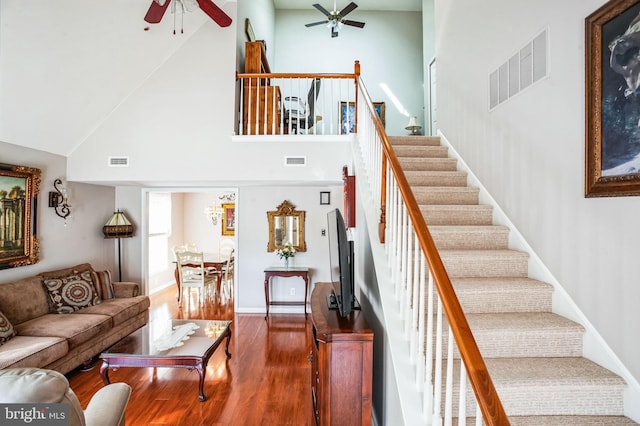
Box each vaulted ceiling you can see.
[0,0,422,157]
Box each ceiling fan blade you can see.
[339,2,358,17]
[144,0,171,24]
[196,0,232,27]
[343,19,365,28]
[312,3,332,16]
[305,21,328,27]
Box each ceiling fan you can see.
[305,1,365,38]
[144,0,232,34]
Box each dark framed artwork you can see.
[0,163,41,269]
[320,191,330,205]
[222,203,235,236]
[245,18,255,42]
[340,101,385,134]
[586,0,640,196]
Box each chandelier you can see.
[204,203,224,225]
[204,193,235,225]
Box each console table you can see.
[264,266,310,318]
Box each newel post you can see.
[354,60,360,133]
[379,155,387,243]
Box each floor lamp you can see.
[103,210,134,281]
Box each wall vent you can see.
[489,28,548,110]
[285,156,307,166]
[108,156,130,167]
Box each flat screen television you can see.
[327,208,359,317]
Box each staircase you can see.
[389,135,638,425]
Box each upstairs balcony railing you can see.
[235,62,360,136]
[354,77,510,424]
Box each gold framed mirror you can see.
[267,200,306,252]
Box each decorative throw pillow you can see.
[43,270,101,314]
[91,270,115,300]
[0,310,15,345]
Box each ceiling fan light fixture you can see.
[306,1,364,38]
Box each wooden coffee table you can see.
[99,319,231,401]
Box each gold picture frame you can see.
[0,162,41,269]
[586,0,640,196]
[222,203,235,236]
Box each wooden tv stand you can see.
[309,282,373,426]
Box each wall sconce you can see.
[48,179,70,219]
[405,116,422,135]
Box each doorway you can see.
[147,189,238,296]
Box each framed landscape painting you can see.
[586,0,640,196]
[340,101,385,134]
[0,163,41,269]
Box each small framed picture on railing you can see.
[340,101,385,134]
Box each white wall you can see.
[235,185,342,313]
[236,0,275,70]
[0,142,116,283]
[435,0,640,382]
[274,9,425,136]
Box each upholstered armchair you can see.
[0,368,130,426]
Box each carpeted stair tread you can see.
[455,416,638,425]
[448,358,626,417]
[434,313,584,359]
[405,170,468,187]
[389,135,441,146]
[420,204,494,225]
[398,157,458,171]
[429,225,510,250]
[467,312,584,358]
[439,249,529,277]
[452,277,553,313]
[507,416,639,425]
[394,145,449,158]
[487,357,626,416]
[413,186,479,205]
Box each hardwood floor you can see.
[67,284,314,425]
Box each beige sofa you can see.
[0,263,149,374]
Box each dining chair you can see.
[221,249,235,298]
[176,251,218,306]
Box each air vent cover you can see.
[285,156,307,166]
[489,28,548,110]
[108,157,129,167]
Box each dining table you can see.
[174,253,229,299]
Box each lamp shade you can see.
[405,116,421,130]
[103,210,134,239]
[405,116,422,135]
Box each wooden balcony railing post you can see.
[354,60,360,134]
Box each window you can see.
[148,193,172,275]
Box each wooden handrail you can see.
[357,79,510,425]
[236,72,357,79]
